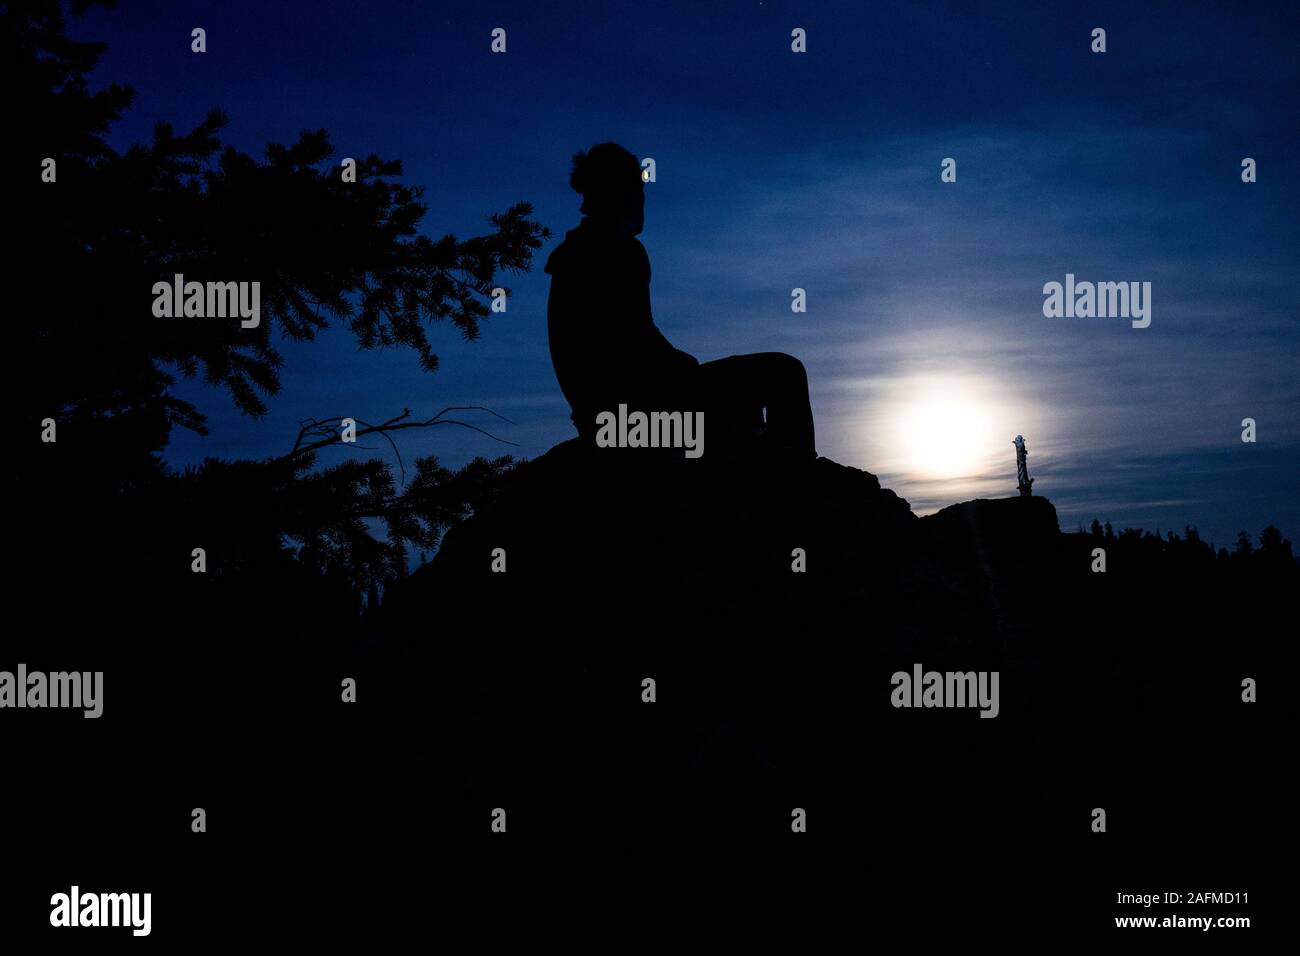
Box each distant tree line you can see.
[1079,521,1295,571]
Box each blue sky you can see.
[73,0,1299,549]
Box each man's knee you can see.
[761,352,807,387]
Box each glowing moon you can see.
[895,379,999,479]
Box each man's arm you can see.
[644,321,699,371]
[631,240,699,371]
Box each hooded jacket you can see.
[544,218,699,436]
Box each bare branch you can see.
[279,406,519,480]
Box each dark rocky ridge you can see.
[383,438,1276,751]
[391,438,1065,653]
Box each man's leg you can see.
[696,352,816,458]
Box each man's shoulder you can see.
[545,226,647,279]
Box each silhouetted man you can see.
[545,143,817,460]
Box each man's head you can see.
[570,142,645,235]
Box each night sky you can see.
[72,0,1298,550]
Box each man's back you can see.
[545,218,697,435]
